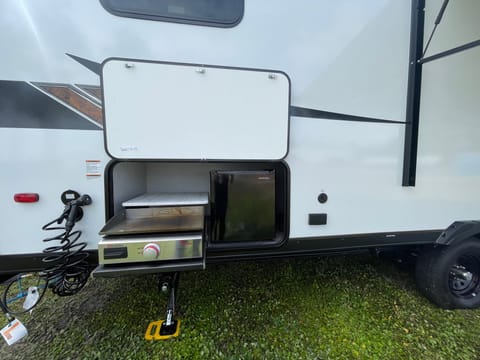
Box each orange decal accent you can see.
[37,84,103,127]
[77,84,102,102]
[3,322,20,340]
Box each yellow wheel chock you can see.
[145,319,181,340]
[145,272,181,340]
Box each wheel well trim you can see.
[436,221,480,246]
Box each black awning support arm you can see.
[419,38,480,64]
[420,0,480,64]
[402,0,426,187]
[422,0,450,57]
[402,0,479,186]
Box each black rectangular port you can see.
[104,247,128,259]
[309,213,327,225]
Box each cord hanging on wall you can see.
[41,192,92,297]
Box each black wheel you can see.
[415,238,480,309]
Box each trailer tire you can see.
[415,238,480,309]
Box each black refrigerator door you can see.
[211,170,275,243]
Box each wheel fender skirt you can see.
[436,221,480,245]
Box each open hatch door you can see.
[102,59,290,160]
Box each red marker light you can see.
[14,193,40,203]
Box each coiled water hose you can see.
[41,194,92,297]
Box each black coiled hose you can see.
[41,194,92,296]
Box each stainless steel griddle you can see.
[96,193,208,269]
[100,192,208,236]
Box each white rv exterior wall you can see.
[0,129,109,254]
[0,0,478,255]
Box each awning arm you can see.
[419,0,480,64]
[422,0,450,57]
[419,39,480,64]
[402,0,425,187]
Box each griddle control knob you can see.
[143,243,161,260]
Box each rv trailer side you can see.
[0,0,479,309]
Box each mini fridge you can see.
[210,170,276,243]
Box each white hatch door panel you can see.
[102,59,290,160]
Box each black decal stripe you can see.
[67,53,101,75]
[64,54,405,127]
[0,80,100,130]
[290,106,405,124]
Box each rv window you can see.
[100,0,244,27]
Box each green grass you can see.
[1,255,479,359]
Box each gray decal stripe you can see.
[0,80,101,130]
[67,53,101,75]
[290,106,405,124]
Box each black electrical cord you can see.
[41,195,92,297]
[0,194,91,321]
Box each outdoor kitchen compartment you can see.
[96,60,290,272]
[93,161,289,278]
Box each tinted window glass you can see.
[100,0,244,27]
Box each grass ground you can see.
[1,255,479,359]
